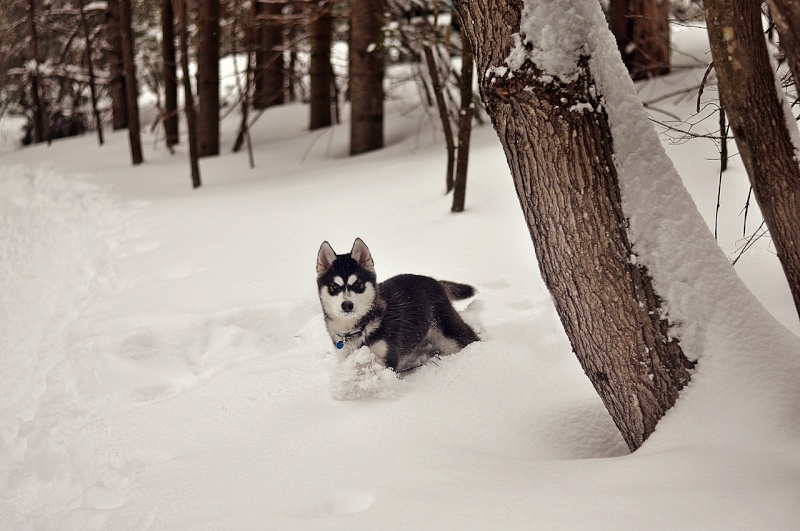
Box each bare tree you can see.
[451,36,474,212]
[26,0,48,144]
[309,1,334,130]
[106,0,128,130]
[162,0,179,148]
[350,0,385,155]
[78,0,104,146]
[253,0,285,109]
[423,43,456,191]
[705,0,800,318]
[177,0,201,187]
[452,0,694,451]
[608,0,670,80]
[119,0,143,164]
[197,0,220,157]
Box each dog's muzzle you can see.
[341,300,354,313]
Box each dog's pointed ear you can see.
[350,238,375,272]
[317,241,337,278]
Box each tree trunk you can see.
[106,0,128,130]
[423,44,456,192]
[162,0,179,147]
[178,0,201,187]
[453,0,694,451]
[119,0,143,164]
[349,0,385,155]
[765,0,800,87]
[79,0,104,146]
[231,11,254,165]
[705,0,800,319]
[253,0,285,109]
[26,0,48,144]
[309,4,334,130]
[608,0,671,80]
[197,0,220,157]
[451,36,474,212]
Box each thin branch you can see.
[730,220,768,266]
[697,62,715,113]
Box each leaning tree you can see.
[451,0,700,451]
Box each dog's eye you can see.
[351,280,364,293]
[329,284,341,295]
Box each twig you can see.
[714,165,723,240]
[640,83,703,106]
[742,187,753,237]
[642,103,682,121]
[731,221,768,266]
[697,62,715,113]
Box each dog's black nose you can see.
[341,300,354,313]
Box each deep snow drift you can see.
[2,20,799,530]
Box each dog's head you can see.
[316,238,377,323]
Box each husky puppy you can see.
[316,238,479,372]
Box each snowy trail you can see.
[0,167,323,526]
[0,167,130,522]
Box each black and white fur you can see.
[316,238,479,372]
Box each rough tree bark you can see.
[765,0,800,88]
[349,0,385,155]
[253,0,285,109]
[119,0,143,164]
[197,0,220,157]
[452,0,694,451]
[106,0,128,130]
[608,0,671,80]
[705,0,800,319]
[309,2,334,130]
[451,36,474,212]
[162,0,179,148]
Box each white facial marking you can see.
[320,280,376,329]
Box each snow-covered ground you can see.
[2,21,799,530]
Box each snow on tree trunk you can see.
[349,0,385,155]
[453,0,697,451]
[704,0,800,319]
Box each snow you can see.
[329,346,399,400]
[2,15,800,530]
[508,0,592,83]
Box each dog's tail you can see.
[439,280,477,301]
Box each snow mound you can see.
[329,346,399,400]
